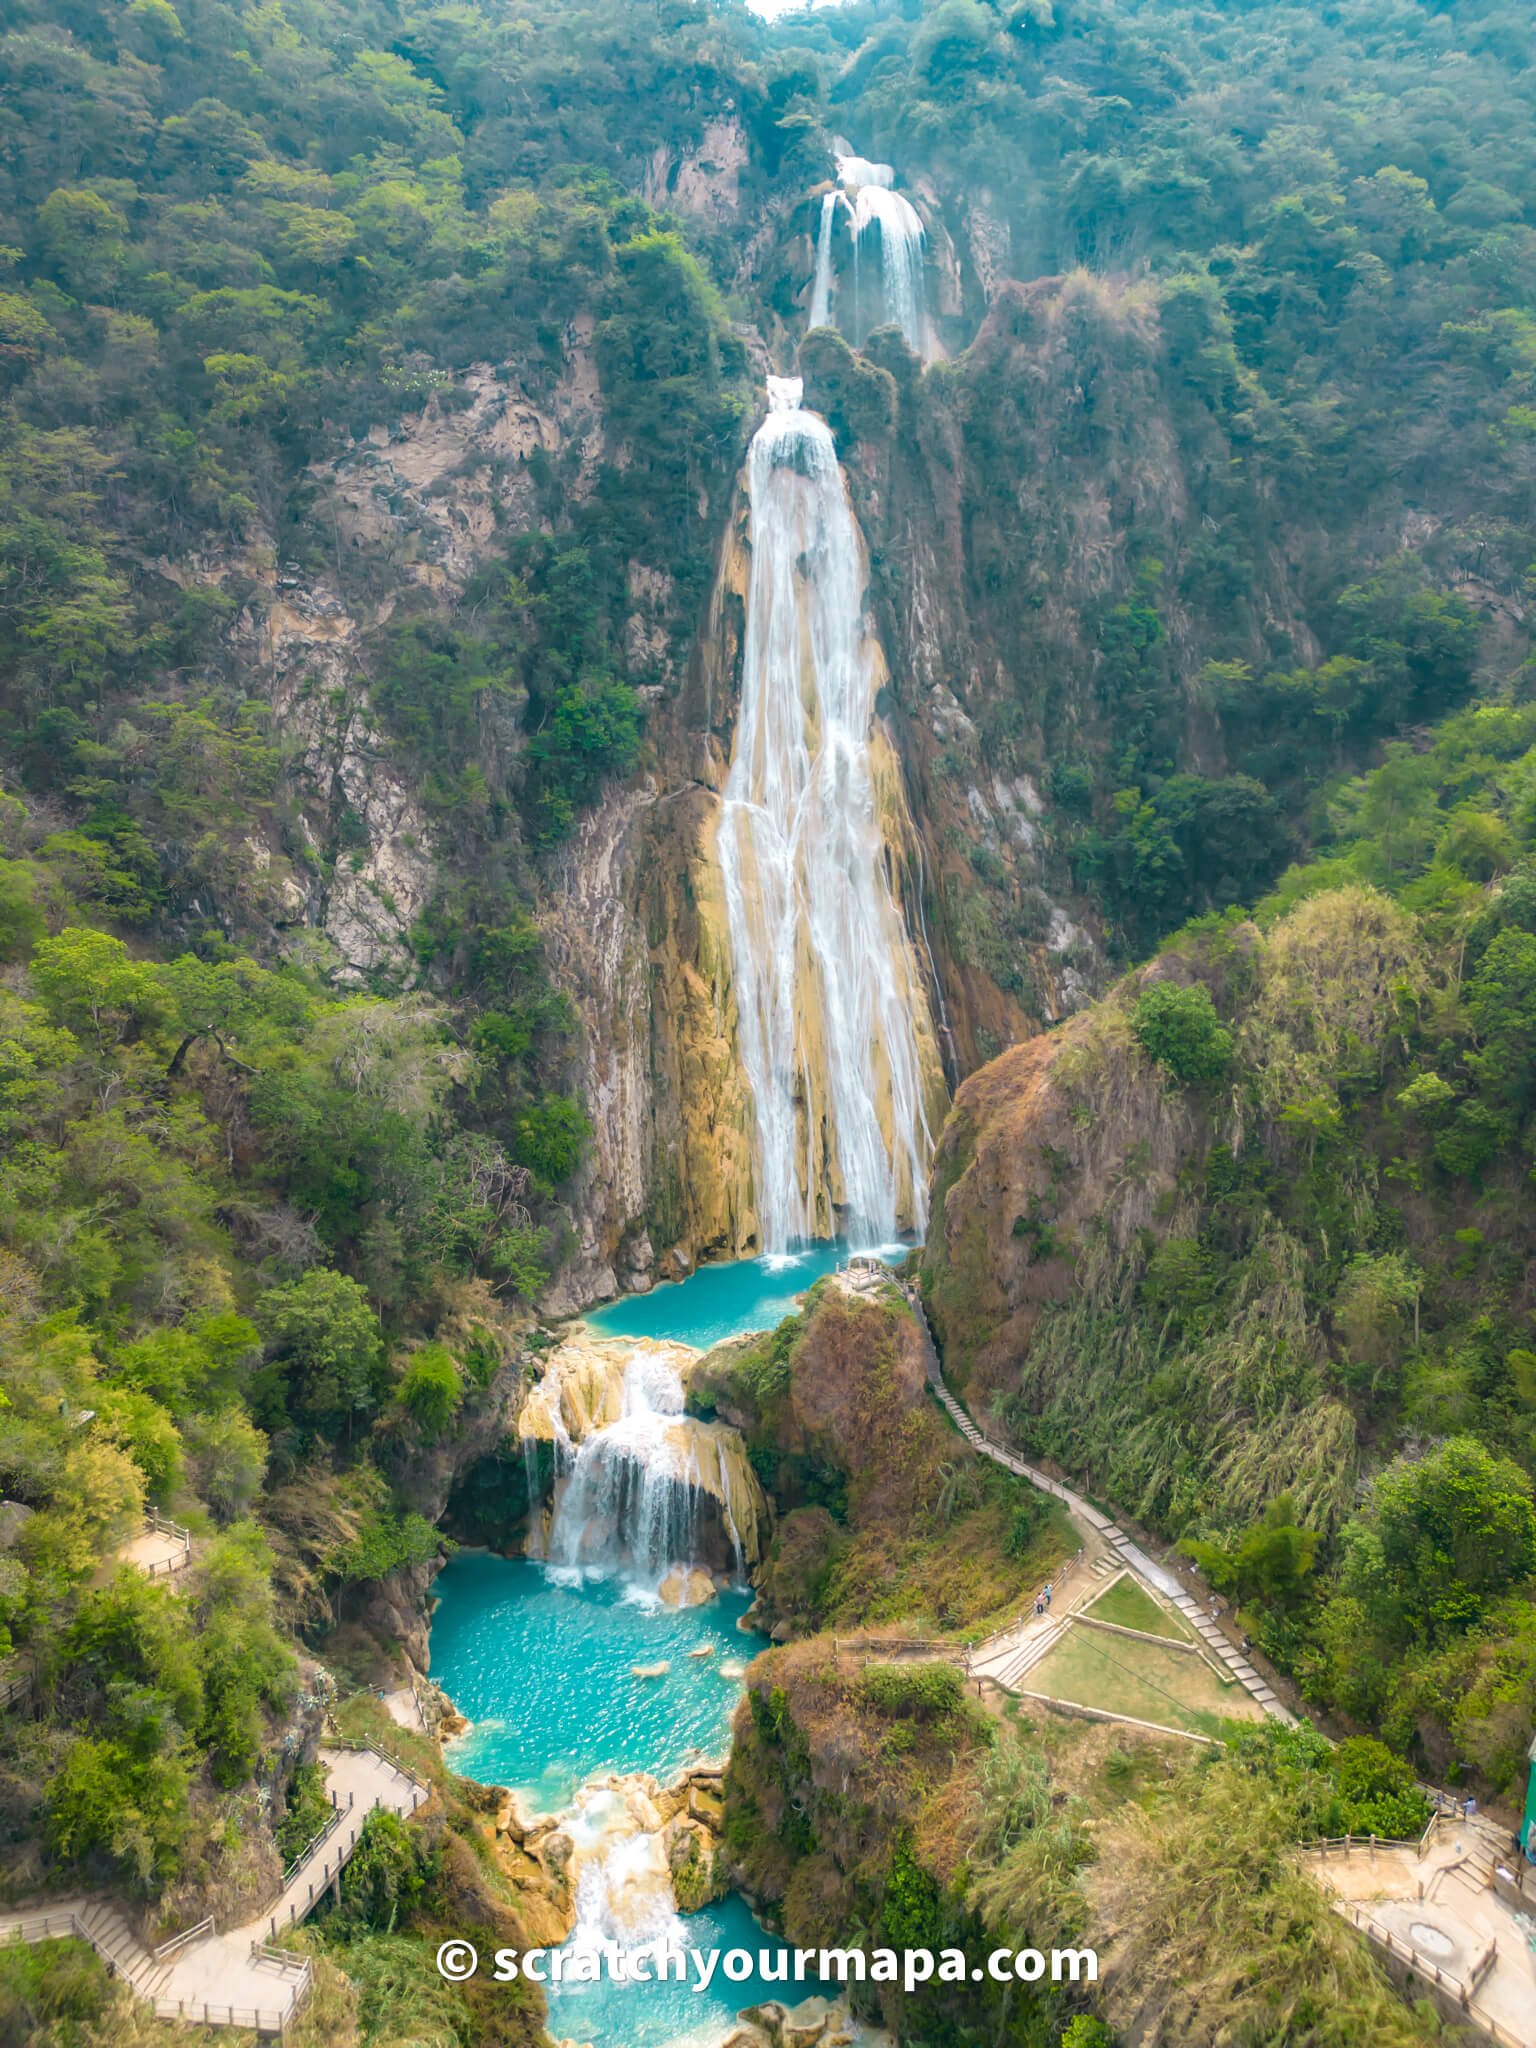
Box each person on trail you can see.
[1044,1583,1053,1608]
[1034,1594,1044,1617]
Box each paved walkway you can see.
[246,1745,428,1942]
[0,1740,428,2036]
[1308,1818,1536,2047]
[903,1286,1293,1723]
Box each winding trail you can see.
[0,1739,428,2038]
[900,1285,1293,1724]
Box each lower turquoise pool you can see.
[431,1553,836,2045]
[433,1554,755,1814]
[546,1893,836,2048]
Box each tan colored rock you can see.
[687,1780,725,1829]
[631,1659,670,1679]
[518,1331,768,1570]
[782,2001,832,2048]
[658,1567,715,1609]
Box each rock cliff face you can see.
[207,162,1148,1307]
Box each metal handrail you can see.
[281,1794,351,1885]
[153,1913,213,1961]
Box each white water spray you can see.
[807,147,928,356]
[808,188,840,331]
[547,1349,746,1584]
[718,379,935,1254]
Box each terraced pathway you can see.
[902,1286,1293,1724]
[0,1740,428,2037]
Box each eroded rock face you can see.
[643,115,750,225]
[249,583,434,985]
[921,997,1202,1410]
[323,337,604,591]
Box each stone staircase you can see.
[979,1618,1068,1694]
[1428,1816,1507,1903]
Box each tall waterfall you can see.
[806,147,928,357]
[547,1348,748,1585]
[717,378,936,1254]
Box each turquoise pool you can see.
[433,1554,757,1815]
[428,1247,900,2046]
[586,1242,904,1350]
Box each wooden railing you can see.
[324,1730,431,1801]
[968,1550,1084,1658]
[140,1510,192,1577]
[0,1660,32,1711]
[1305,1810,1441,1860]
[281,1795,351,1886]
[151,1991,305,2037]
[3,1906,313,2037]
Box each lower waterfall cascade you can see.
[545,1344,758,1586]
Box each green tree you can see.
[1132,981,1233,1084]
[256,1269,384,1431]
[397,1343,461,1437]
[1342,1437,1536,1644]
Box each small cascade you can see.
[563,1784,687,1967]
[717,380,938,1253]
[807,145,928,356]
[546,1347,755,1586]
[849,180,927,355]
[807,188,840,330]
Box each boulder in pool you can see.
[783,1999,834,2046]
[657,1565,715,1608]
[631,1659,670,1679]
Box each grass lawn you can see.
[1082,1574,1196,1643]
[1026,1620,1262,1741]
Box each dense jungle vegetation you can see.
[2,0,1536,2043]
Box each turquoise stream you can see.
[430,1254,866,2045]
[547,1892,834,2048]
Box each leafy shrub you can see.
[859,1661,966,1720]
[397,1343,462,1436]
[1132,980,1233,1083]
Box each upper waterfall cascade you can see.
[717,375,939,1255]
[806,145,928,357]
